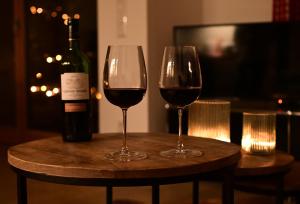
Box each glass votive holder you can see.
[188,100,231,142]
[241,112,276,154]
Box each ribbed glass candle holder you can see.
[188,100,231,142]
[241,112,276,154]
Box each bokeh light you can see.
[30,6,37,14]
[96,92,102,100]
[51,11,57,18]
[56,6,62,12]
[30,86,38,92]
[46,57,53,63]
[90,87,97,94]
[37,8,43,14]
[55,55,62,61]
[53,88,60,94]
[46,90,53,97]
[36,73,42,79]
[74,14,80,19]
[41,85,47,92]
[62,14,69,20]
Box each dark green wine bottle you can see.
[60,18,92,142]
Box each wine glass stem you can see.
[121,108,129,155]
[177,108,184,152]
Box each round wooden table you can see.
[234,151,294,204]
[8,133,241,204]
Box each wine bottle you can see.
[60,18,92,142]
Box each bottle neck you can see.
[68,38,80,50]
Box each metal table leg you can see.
[275,174,284,204]
[193,180,199,204]
[106,186,113,204]
[152,184,159,204]
[17,174,27,204]
[223,167,234,204]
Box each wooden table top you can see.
[8,133,240,180]
[235,151,294,176]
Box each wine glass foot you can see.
[104,151,148,162]
[160,148,203,159]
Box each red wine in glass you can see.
[160,87,201,107]
[104,88,146,109]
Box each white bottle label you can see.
[61,73,89,100]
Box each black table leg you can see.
[152,184,159,204]
[106,186,112,204]
[222,167,234,204]
[17,174,27,204]
[295,195,300,204]
[193,180,199,204]
[275,174,284,204]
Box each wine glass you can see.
[103,45,147,162]
[159,46,203,158]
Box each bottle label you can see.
[64,103,87,112]
[61,73,89,100]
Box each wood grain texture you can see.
[8,133,240,179]
[235,151,294,176]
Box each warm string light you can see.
[30,85,60,97]
[28,5,86,100]
[46,57,53,63]
[51,11,58,18]
[30,85,102,100]
[30,6,37,14]
[30,86,39,92]
[40,85,47,92]
[74,14,80,19]
[29,6,48,16]
[36,73,42,79]
[62,13,69,20]
[95,92,102,100]
[55,55,62,61]
[56,6,62,12]
[36,8,43,14]
[90,87,97,94]
[29,5,80,23]
[46,55,62,63]
[46,90,53,97]
[53,88,59,94]
[90,87,102,100]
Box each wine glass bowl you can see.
[159,46,203,158]
[103,45,147,162]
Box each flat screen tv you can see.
[174,22,300,110]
